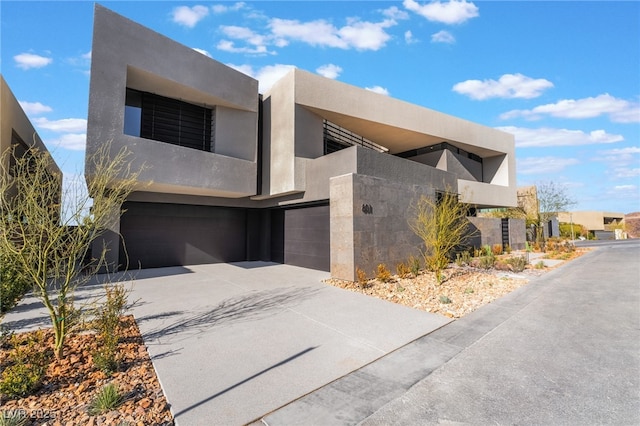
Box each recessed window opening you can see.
[124,88,213,152]
[323,120,388,155]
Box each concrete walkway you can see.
[2,262,451,425]
[263,240,640,425]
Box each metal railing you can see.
[323,120,388,154]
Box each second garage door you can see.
[281,204,330,271]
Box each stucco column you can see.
[330,174,355,281]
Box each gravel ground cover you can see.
[327,249,590,319]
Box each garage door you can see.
[281,204,330,271]
[119,202,247,269]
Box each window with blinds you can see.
[124,88,213,152]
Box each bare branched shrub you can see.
[0,142,143,359]
[409,190,472,284]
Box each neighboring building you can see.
[557,211,626,240]
[86,5,520,281]
[1,75,62,206]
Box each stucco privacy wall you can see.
[86,5,259,199]
[331,173,445,282]
[467,217,526,250]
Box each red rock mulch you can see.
[0,315,173,425]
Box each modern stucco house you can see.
[557,211,625,240]
[86,5,521,281]
[1,75,62,206]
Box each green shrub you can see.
[0,253,30,315]
[88,383,124,416]
[535,261,545,269]
[477,256,495,269]
[455,250,472,267]
[92,284,129,375]
[439,295,452,304]
[0,331,49,399]
[505,256,528,272]
[559,222,587,239]
[425,255,449,274]
[376,264,392,283]
[0,410,28,426]
[0,364,43,399]
[408,255,421,276]
[93,349,118,376]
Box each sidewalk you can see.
[263,240,640,425]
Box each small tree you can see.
[409,190,471,284]
[0,141,141,359]
[536,181,575,242]
[486,182,575,243]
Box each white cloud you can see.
[212,2,245,14]
[171,5,209,28]
[497,126,624,148]
[403,0,479,24]
[382,6,410,20]
[316,64,342,79]
[339,19,395,50]
[599,146,640,156]
[228,63,296,93]
[612,168,640,178]
[613,184,638,192]
[595,146,640,179]
[50,133,86,151]
[501,94,640,123]
[269,17,395,51]
[431,30,455,44]
[14,53,52,70]
[19,101,53,115]
[454,74,553,100]
[404,30,417,44]
[33,117,87,133]
[217,40,270,54]
[218,25,273,54]
[192,48,212,58]
[365,86,390,96]
[517,156,579,175]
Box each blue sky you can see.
[2,1,639,213]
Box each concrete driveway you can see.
[2,261,451,425]
[264,240,640,425]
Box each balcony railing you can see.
[323,120,388,155]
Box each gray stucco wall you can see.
[508,218,526,250]
[448,150,483,182]
[86,5,258,199]
[330,173,443,282]
[1,76,61,206]
[467,217,526,251]
[467,217,502,250]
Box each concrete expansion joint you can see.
[286,306,387,354]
